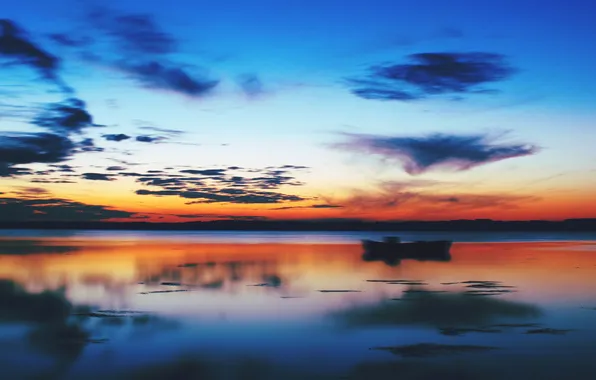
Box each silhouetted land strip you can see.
[1,218,595,231]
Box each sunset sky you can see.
[1,0,595,222]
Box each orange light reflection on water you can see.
[1,240,595,319]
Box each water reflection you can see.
[330,287,542,328]
[0,237,595,379]
[137,259,287,293]
[0,279,92,378]
[0,277,178,379]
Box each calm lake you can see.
[1,230,596,379]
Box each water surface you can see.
[1,231,595,379]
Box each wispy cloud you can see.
[0,19,70,92]
[48,32,92,48]
[347,52,515,101]
[89,10,177,55]
[1,20,111,176]
[114,61,218,98]
[327,180,538,215]
[336,132,538,175]
[10,186,51,198]
[53,8,220,98]
[138,125,185,135]
[271,204,343,210]
[237,73,265,98]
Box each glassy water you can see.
[1,231,596,379]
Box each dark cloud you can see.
[106,166,125,171]
[348,52,515,101]
[181,190,304,204]
[76,138,104,153]
[0,20,105,172]
[180,169,227,176]
[337,132,538,174]
[0,97,103,172]
[136,189,181,196]
[49,164,76,172]
[32,98,96,135]
[117,172,153,177]
[117,61,218,98]
[0,19,65,90]
[237,73,265,97]
[0,133,74,176]
[136,188,305,204]
[138,177,190,187]
[0,20,112,180]
[2,167,34,176]
[135,134,166,143]
[102,133,131,142]
[245,174,304,189]
[89,9,177,55]
[82,173,114,181]
[0,196,134,221]
[278,165,309,170]
[127,166,309,204]
[69,8,220,98]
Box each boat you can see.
[361,236,452,263]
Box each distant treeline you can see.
[0,219,595,232]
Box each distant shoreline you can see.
[0,219,594,232]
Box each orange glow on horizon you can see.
[3,181,595,222]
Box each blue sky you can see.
[1,0,595,221]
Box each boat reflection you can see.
[361,236,452,266]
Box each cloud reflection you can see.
[330,287,542,328]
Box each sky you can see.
[1,0,595,222]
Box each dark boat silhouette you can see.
[362,237,452,265]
